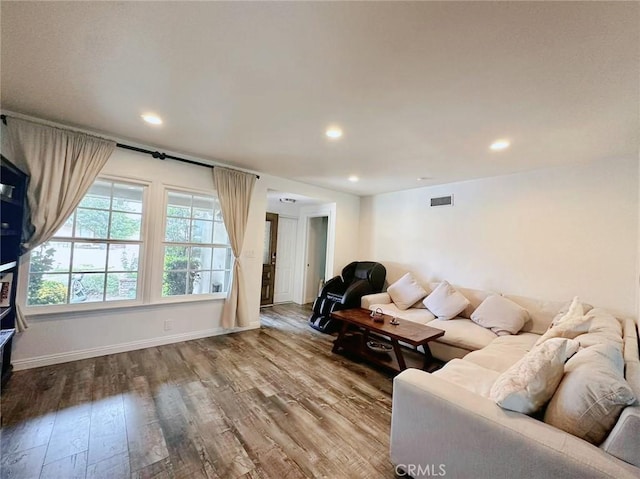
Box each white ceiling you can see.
[266,190,325,207]
[1,2,638,195]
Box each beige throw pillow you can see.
[386,273,427,310]
[544,343,636,445]
[535,296,590,346]
[471,295,529,336]
[490,338,580,414]
[422,281,470,320]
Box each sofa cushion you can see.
[574,308,623,349]
[423,281,470,320]
[544,343,636,445]
[471,295,529,336]
[490,338,580,414]
[463,332,540,373]
[432,359,500,398]
[503,294,567,335]
[387,273,428,310]
[368,302,436,325]
[535,297,589,345]
[427,318,497,351]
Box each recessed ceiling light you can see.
[141,114,162,125]
[417,176,432,181]
[326,127,343,139]
[348,175,359,182]
[490,139,510,151]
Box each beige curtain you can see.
[6,117,116,331]
[213,167,256,328]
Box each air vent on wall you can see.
[430,195,453,207]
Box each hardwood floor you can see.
[1,304,396,479]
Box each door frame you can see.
[261,212,278,306]
[298,203,335,305]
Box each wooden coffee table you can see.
[330,308,444,373]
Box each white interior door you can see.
[273,216,297,303]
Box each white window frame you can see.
[149,184,231,304]
[18,175,151,315]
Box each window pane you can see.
[192,196,214,219]
[211,270,229,293]
[27,273,69,306]
[28,179,147,309]
[162,190,229,297]
[108,244,140,272]
[189,247,212,271]
[71,273,105,303]
[164,246,188,270]
[110,212,142,240]
[212,247,232,270]
[191,219,213,243]
[263,222,271,264]
[192,270,212,295]
[106,272,137,301]
[112,184,143,213]
[214,202,223,221]
[193,207,213,220]
[213,222,229,245]
[79,181,111,209]
[72,243,107,272]
[76,208,109,239]
[30,241,71,273]
[56,213,75,237]
[165,217,190,242]
[162,270,188,296]
[167,192,191,217]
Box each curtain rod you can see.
[0,114,260,179]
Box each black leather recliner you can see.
[309,261,386,333]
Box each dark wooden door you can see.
[261,213,278,306]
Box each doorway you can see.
[304,216,328,304]
[261,213,278,306]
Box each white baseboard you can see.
[12,324,260,371]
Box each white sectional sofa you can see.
[360,285,640,478]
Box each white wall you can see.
[12,148,361,369]
[359,158,638,319]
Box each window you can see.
[162,190,232,297]
[26,180,145,306]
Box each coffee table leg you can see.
[422,343,435,371]
[332,321,350,353]
[390,339,407,371]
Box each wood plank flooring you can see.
[0,304,396,479]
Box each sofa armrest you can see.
[601,405,640,467]
[361,292,391,309]
[391,369,639,479]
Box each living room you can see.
[1,1,638,478]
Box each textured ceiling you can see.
[1,1,638,195]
